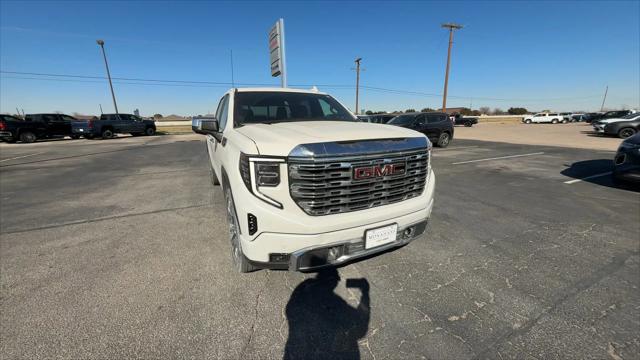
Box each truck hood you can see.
[236,121,426,156]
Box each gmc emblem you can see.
[353,163,406,180]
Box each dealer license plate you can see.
[365,224,398,249]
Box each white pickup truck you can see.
[522,113,567,124]
[198,88,436,272]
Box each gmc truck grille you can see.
[288,149,429,216]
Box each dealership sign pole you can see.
[269,18,287,88]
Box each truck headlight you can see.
[239,153,284,208]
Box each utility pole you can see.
[354,57,362,115]
[600,85,608,111]
[99,104,104,115]
[96,39,119,114]
[230,49,235,88]
[441,23,463,113]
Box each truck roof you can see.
[234,87,327,95]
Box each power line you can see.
[0,70,603,102]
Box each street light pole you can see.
[441,23,463,113]
[354,57,362,115]
[96,39,119,114]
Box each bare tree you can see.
[479,106,490,115]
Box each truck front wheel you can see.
[224,186,256,273]
[19,131,36,143]
[145,127,156,136]
[101,129,114,139]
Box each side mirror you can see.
[201,119,219,134]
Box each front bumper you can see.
[613,149,640,183]
[288,219,428,271]
[0,131,14,139]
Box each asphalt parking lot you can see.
[1,134,638,359]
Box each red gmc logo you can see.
[353,163,406,180]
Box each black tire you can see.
[19,131,36,143]
[224,186,256,273]
[436,132,451,148]
[525,119,532,124]
[464,122,473,127]
[70,134,81,139]
[101,129,114,139]
[561,119,568,124]
[618,127,636,139]
[144,127,156,136]
[551,119,559,124]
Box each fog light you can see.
[269,253,290,263]
[247,213,258,235]
[327,246,342,261]
[403,227,414,238]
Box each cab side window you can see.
[215,94,230,131]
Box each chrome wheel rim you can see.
[621,129,634,138]
[441,134,449,146]
[226,190,241,268]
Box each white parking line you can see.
[435,146,479,152]
[0,152,44,163]
[563,171,612,184]
[452,152,545,165]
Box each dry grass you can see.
[156,125,193,134]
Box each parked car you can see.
[72,113,156,139]
[583,112,604,123]
[613,133,640,185]
[366,114,397,124]
[560,112,573,122]
[388,112,453,147]
[0,113,80,143]
[592,113,640,133]
[571,113,586,122]
[522,113,566,124]
[587,110,635,124]
[199,88,435,272]
[602,117,640,139]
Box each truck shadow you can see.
[284,266,370,360]
[561,159,638,192]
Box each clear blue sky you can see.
[1,0,638,116]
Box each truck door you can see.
[424,114,443,141]
[208,94,230,175]
[59,115,76,135]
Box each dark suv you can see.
[387,112,454,147]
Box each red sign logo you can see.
[353,163,406,180]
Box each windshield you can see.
[388,115,415,125]
[234,92,355,126]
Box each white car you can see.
[523,113,567,124]
[201,88,435,272]
[593,113,640,133]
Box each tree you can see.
[507,107,528,115]
[479,106,490,115]
[420,107,435,112]
[458,107,473,115]
[153,114,163,119]
[365,110,373,115]
[405,109,416,113]
[492,108,505,115]
[471,110,481,116]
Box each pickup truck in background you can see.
[72,113,156,139]
[0,113,80,143]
